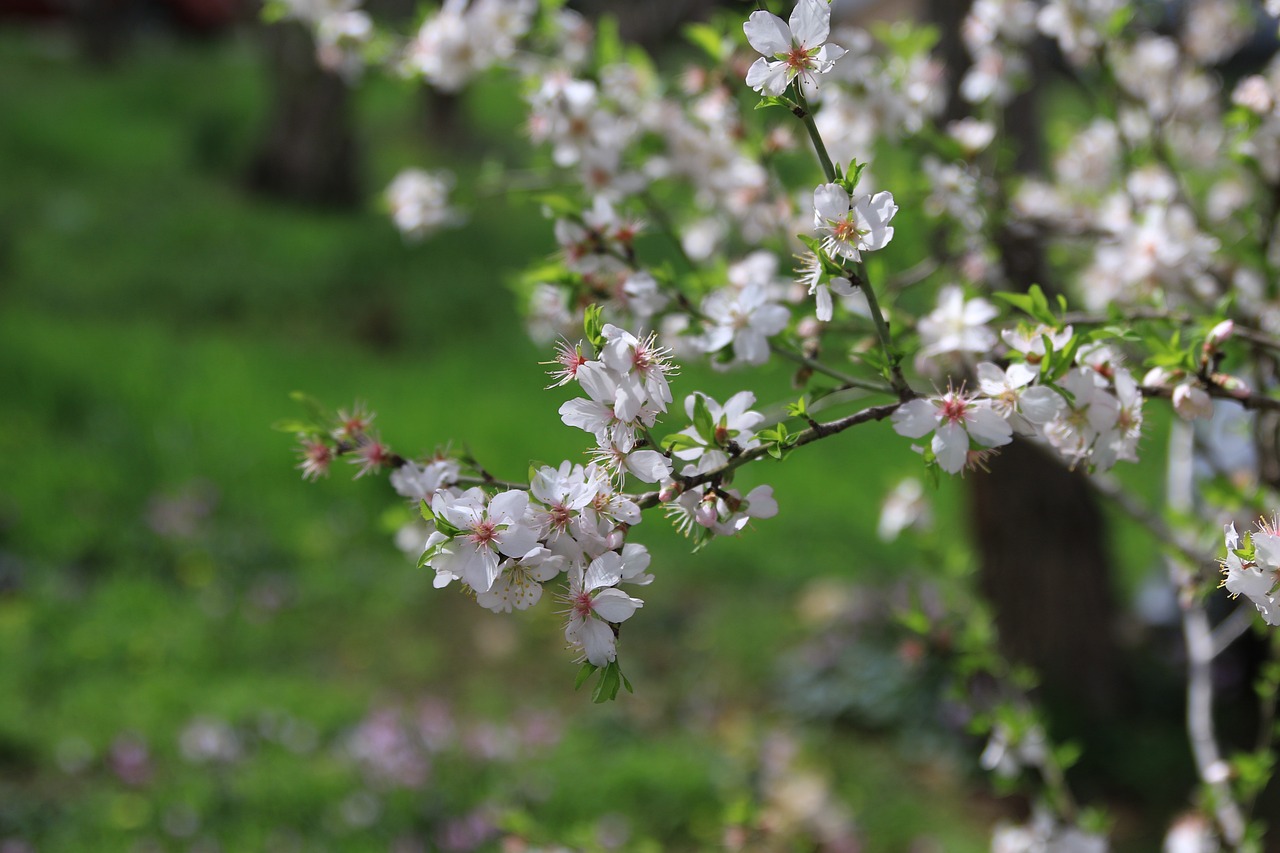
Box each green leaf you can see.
[754,95,795,111]
[583,303,606,350]
[272,419,320,435]
[684,22,725,60]
[289,390,330,423]
[592,661,622,703]
[692,394,716,443]
[574,662,599,691]
[785,397,808,418]
[661,433,702,452]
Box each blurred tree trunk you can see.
[247,23,360,207]
[928,19,1126,715]
[923,0,970,123]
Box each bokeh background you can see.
[0,1,1265,850]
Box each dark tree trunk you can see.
[924,0,971,124]
[919,10,1127,716]
[247,23,361,208]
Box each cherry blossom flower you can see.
[385,169,461,240]
[813,183,897,263]
[297,437,333,481]
[427,489,539,593]
[697,281,790,366]
[558,361,650,446]
[743,0,847,97]
[390,458,460,501]
[600,324,675,410]
[670,391,765,468]
[476,547,564,613]
[917,285,998,362]
[892,389,1013,474]
[1001,324,1074,363]
[562,554,644,665]
[976,362,1064,434]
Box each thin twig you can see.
[634,400,902,508]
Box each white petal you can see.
[584,551,624,590]
[624,449,672,483]
[745,57,791,96]
[892,398,938,439]
[1253,532,1280,569]
[1019,386,1064,424]
[591,588,643,623]
[933,422,969,474]
[965,405,1014,447]
[496,522,538,559]
[488,489,528,524]
[733,328,770,365]
[570,617,617,666]
[975,362,1008,396]
[813,183,850,224]
[745,485,778,519]
[815,284,833,321]
[743,10,791,56]
[1005,362,1039,389]
[789,0,830,49]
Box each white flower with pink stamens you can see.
[892,389,1013,474]
[427,488,538,593]
[743,0,846,96]
[813,184,898,263]
[562,553,644,666]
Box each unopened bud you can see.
[658,481,683,503]
[604,529,625,551]
[1205,319,1234,350]
[1142,366,1179,388]
[1212,373,1251,397]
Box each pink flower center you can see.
[940,395,970,425]
[571,590,595,619]
[548,503,573,531]
[785,46,813,72]
[831,216,862,244]
[468,520,497,548]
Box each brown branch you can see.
[635,401,902,509]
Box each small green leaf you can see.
[574,662,599,691]
[754,95,795,111]
[661,433,702,452]
[684,22,725,60]
[583,303,606,350]
[692,394,716,443]
[593,661,622,703]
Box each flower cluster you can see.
[400,0,536,92]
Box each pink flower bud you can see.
[1205,320,1234,350]
[604,529,625,551]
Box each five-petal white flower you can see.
[743,0,846,96]
[813,184,898,263]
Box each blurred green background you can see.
[0,13,1193,852]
